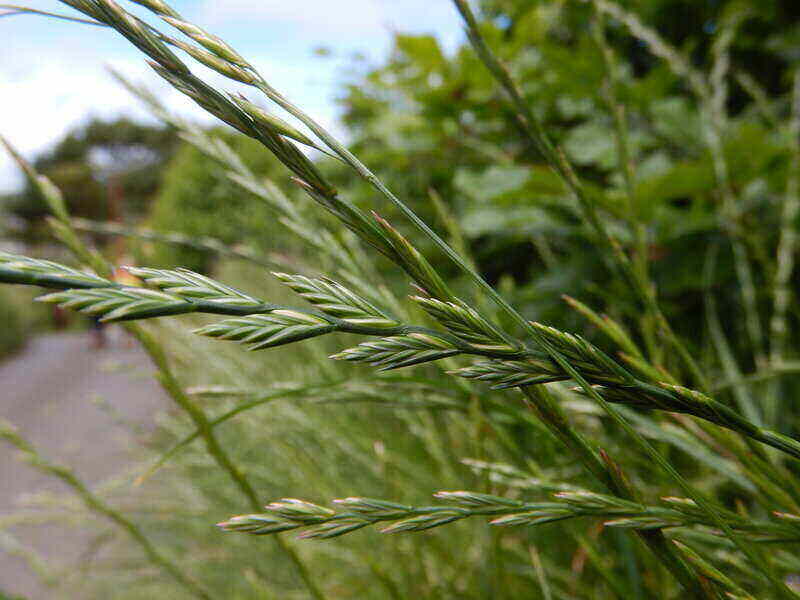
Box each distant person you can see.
[52,305,69,330]
[88,316,107,350]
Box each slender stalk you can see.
[703,245,761,424]
[714,362,800,393]
[69,217,287,270]
[0,4,103,25]
[590,9,658,363]
[767,71,800,417]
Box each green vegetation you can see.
[1,0,800,598]
[0,289,28,358]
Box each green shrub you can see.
[0,287,31,358]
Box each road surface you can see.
[0,332,168,598]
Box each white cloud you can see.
[198,0,459,44]
[201,0,384,31]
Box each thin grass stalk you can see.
[0,421,212,600]
[589,10,659,364]
[767,70,800,415]
[0,3,102,24]
[715,362,800,392]
[707,7,767,374]
[703,245,762,425]
[69,217,289,271]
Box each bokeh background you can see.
[2,1,800,598]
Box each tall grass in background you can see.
[1,0,800,598]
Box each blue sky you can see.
[1,0,464,191]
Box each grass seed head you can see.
[161,16,247,66]
[164,36,255,84]
[380,511,464,534]
[231,96,318,148]
[129,0,180,18]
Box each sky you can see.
[0,0,464,192]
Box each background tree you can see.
[4,117,178,239]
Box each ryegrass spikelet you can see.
[163,35,255,84]
[264,499,335,523]
[372,213,453,301]
[160,15,247,66]
[332,497,413,519]
[194,311,334,350]
[214,514,299,536]
[448,358,562,389]
[553,490,641,513]
[379,511,465,534]
[432,490,520,508]
[0,251,108,290]
[129,267,261,306]
[330,332,459,371]
[411,295,517,353]
[36,287,192,322]
[488,509,573,528]
[230,95,319,149]
[530,321,632,383]
[274,272,398,328]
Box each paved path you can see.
[0,332,168,598]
